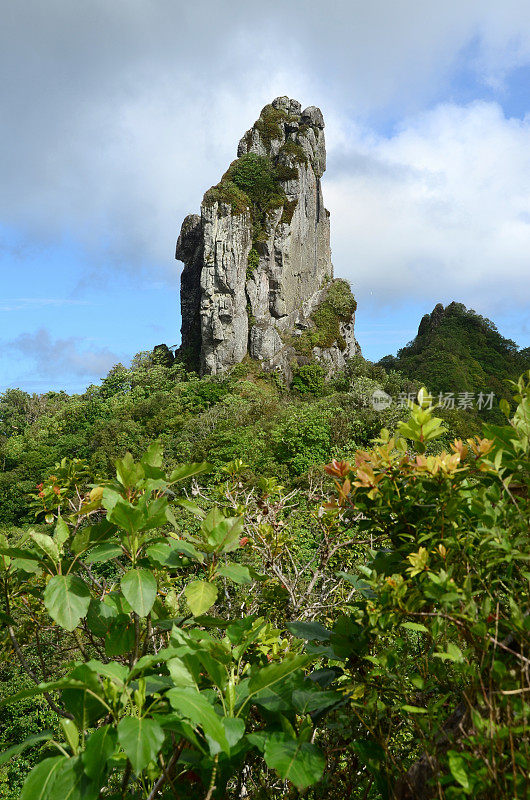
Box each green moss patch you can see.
[280,199,298,225]
[254,103,288,148]
[279,140,308,165]
[203,180,250,215]
[247,247,259,279]
[290,280,357,356]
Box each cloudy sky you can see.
[2,0,530,393]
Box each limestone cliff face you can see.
[176,96,360,376]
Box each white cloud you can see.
[9,328,122,380]
[326,100,530,316]
[3,0,530,286]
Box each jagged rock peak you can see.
[236,96,326,178]
[175,97,360,377]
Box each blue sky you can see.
[2,1,530,394]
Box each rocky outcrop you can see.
[175,96,360,377]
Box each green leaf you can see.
[82,726,117,781]
[0,731,54,767]
[86,599,116,636]
[169,539,205,563]
[167,658,197,689]
[141,442,164,469]
[217,563,252,585]
[43,575,91,631]
[433,642,465,663]
[223,717,245,749]
[107,499,144,534]
[116,452,144,489]
[399,704,427,714]
[201,509,243,553]
[117,717,165,773]
[12,557,41,574]
[400,622,429,633]
[121,568,157,617]
[29,531,60,564]
[246,654,313,706]
[166,688,229,754]
[264,733,325,789]
[337,572,375,598]
[184,580,218,616]
[71,521,116,555]
[287,621,331,642]
[60,719,79,754]
[499,398,511,418]
[54,518,70,550]
[448,751,471,791]
[20,756,65,800]
[292,689,342,714]
[50,755,99,800]
[169,463,211,483]
[85,543,122,564]
[105,614,135,656]
[61,665,108,728]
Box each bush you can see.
[291,364,326,395]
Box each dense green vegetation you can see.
[1,321,528,799]
[379,302,530,398]
[0,363,528,799]
[0,353,422,527]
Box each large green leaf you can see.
[54,518,70,550]
[141,441,164,469]
[167,657,197,689]
[167,537,205,563]
[82,726,117,781]
[71,521,116,555]
[169,463,211,483]
[107,499,144,534]
[85,543,122,564]
[20,756,65,800]
[117,717,165,773]
[104,614,135,656]
[448,750,471,790]
[264,732,326,789]
[116,452,144,489]
[43,575,91,631]
[61,665,108,728]
[86,599,116,636]
[287,621,331,642]
[50,755,98,800]
[184,580,218,616]
[217,563,252,584]
[0,731,53,767]
[202,510,243,553]
[246,654,313,705]
[292,689,342,714]
[29,531,60,564]
[166,688,229,754]
[121,568,157,617]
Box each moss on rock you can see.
[246,247,259,279]
[279,139,308,165]
[203,180,250,215]
[289,280,357,356]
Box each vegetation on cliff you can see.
[286,279,358,356]
[380,302,530,398]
